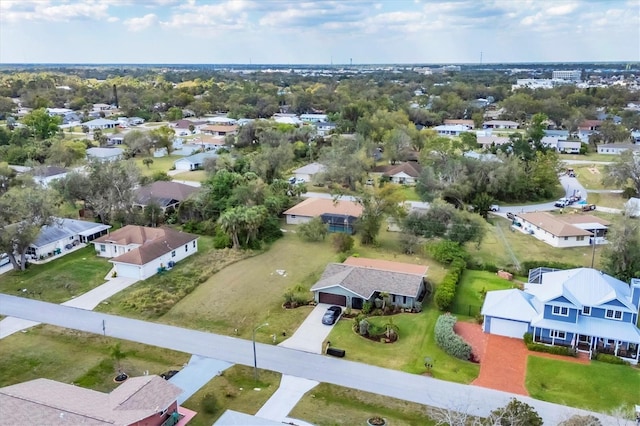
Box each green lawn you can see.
[526,356,640,413]
[450,270,520,317]
[559,153,617,163]
[0,245,112,303]
[172,170,207,182]
[571,165,610,191]
[289,383,436,426]
[585,192,627,209]
[326,305,480,384]
[0,325,188,392]
[182,365,281,426]
[134,154,181,176]
[467,219,603,272]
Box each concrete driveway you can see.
[278,303,340,354]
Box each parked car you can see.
[0,253,9,267]
[566,168,576,177]
[506,212,516,220]
[489,204,500,212]
[322,306,342,325]
[554,198,570,208]
[582,204,596,211]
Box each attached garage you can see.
[318,292,347,306]
[487,317,529,339]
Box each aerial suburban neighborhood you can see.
[1,3,640,423]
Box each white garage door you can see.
[489,318,528,339]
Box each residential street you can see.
[0,294,625,425]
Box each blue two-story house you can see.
[481,268,640,364]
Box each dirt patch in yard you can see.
[588,167,600,174]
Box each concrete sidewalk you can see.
[255,375,318,423]
[169,354,233,404]
[0,275,139,339]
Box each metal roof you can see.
[32,219,111,248]
[480,289,539,322]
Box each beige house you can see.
[514,212,610,248]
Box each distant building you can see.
[552,70,581,81]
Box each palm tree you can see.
[243,206,266,245]
[218,207,243,249]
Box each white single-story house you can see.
[207,116,237,125]
[433,124,471,137]
[83,118,119,130]
[25,218,111,260]
[133,181,199,211]
[444,119,474,129]
[314,121,337,136]
[380,162,422,185]
[174,151,218,171]
[292,162,326,182]
[92,225,199,280]
[106,135,125,146]
[310,257,428,309]
[477,135,510,148]
[482,120,518,129]
[86,147,124,162]
[31,166,68,187]
[513,212,610,248]
[540,137,583,154]
[597,144,640,155]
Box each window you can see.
[171,251,176,258]
[552,306,569,316]
[606,309,623,320]
[551,330,566,340]
[100,245,105,252]
[582,306,591,316]
[192,241,196,248]
[564,237,568,240]
[185,244,188,252]
[577,236,584,241]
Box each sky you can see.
[0,0,639,64]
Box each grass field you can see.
[0,325,188,392]
[450,270,520,318]
[173,170,208,182]
[326,305,480,384]
[526,356,640,413]
[571,164,610,191]
[559,153,616,162]
[585,192,627,209]
[134,154,181,176]
[467,219,603,272]
[289,383,436,426]
[0,245,112,303]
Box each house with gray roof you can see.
[292,162,326,182]
[87,147,124,162]
[82,118,119,130]
[174,151,218,171]
[31,165,69,187]
[26,218,111,261]
[481,267,640,364]
[311,257,427,309]
[134,181,199,211]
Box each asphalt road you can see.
[0,294,623,425]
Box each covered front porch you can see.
[531,316,640,365]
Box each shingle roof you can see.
[0,376,182,425]
[94,225,198,266]
[383,162,422,178]
[293,162,326,175]
[33,166,68,178]
[343,256,428,276]
[311,263,424,299]
[517,212,594,237]
[174,151,218,165]
[284,197,363,218]
[135,181,199,207]
[87,147,124,158]
[201,124,238,133]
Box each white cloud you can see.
[0,0,113,23]
[547,2,579,16]
[161,0,252,30]
[124,13,157,31]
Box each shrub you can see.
[434,257,466,311]
[558,415,603,426]
[297,217,329,242]
[595,353,629,365]
[331,233,354,253]
[434,313,471,360]
[526,342,576,357]
[358,319,369,336]
[427,240,468,264]
[201,392,218,414]
[413,301,422,313]
[519,260,581,275]
[362,301,372,314]
[367,322,385,338]
[488,398,543,426]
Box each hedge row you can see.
[434,313,471,360]
[427,240,468,264]
[595,353,629,365]
[434,258,466,311]
[520,260,581,275]
[523,333,576,356]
